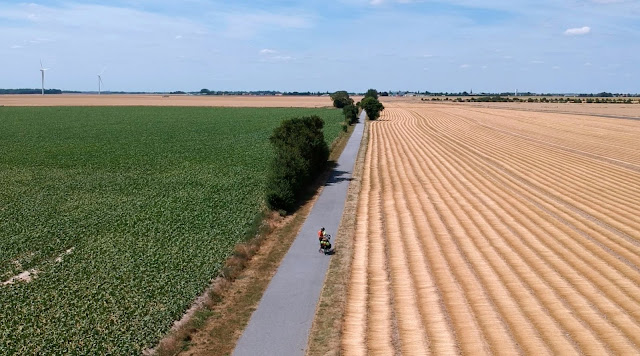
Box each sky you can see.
[1,0,639,93]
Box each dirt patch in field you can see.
[0,94,333,108]
[2,247,74,286]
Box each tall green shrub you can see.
[330,91,354,108]
[364,88,379,100]
[343,104,359,125]
[360,96,385,120]
[266,115,329,212]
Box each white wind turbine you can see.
[97,68,106,95]
[40,60,50,95]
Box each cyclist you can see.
[318,227,326,242]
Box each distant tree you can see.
[364,89,379,100]
[330,90,354,108]
[360,96,385,120]
[343,104,359,125]
[200,88,210,95]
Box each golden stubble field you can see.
[0,94,335,107]
[383,96,640,119]
[342,102,640,355]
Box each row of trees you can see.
[432,96,639,104]
[0,88,62,94]
[360,89,385,121]
[330,88,385,122]
[266,88,385,213]
[199,89,329,96]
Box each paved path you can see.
[233,112,366,356]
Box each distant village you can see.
[1,88,638,98]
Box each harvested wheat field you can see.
[382,96,640,119]
[342,103,640,355]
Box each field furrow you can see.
[468,108,640,166]
[393,113,570,355]
[380,118,460,355]
[418,110,640,279]
[342,104,640,355]
[412,111,634,350]
[378,124,431,354]
[431,110,640,224]
[366,126,396,355]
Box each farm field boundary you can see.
[171,121,358,356]
[232,113,365,356]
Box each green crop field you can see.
[0,106,344,354]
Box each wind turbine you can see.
[40,60,49,95]
[97,68,106,95]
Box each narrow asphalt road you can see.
[233,111,366,356]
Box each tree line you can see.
[330,88,385,122]
[432,96,639,104]
[265,88,386,213]
[0,89,63,94]
[199,89,330,96]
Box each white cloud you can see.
[259,49,294,62]
[460,64,470,68]
[272,55,293,61]
[531,60,544,64]
[564,26,591,35]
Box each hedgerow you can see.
[266,115,329,212]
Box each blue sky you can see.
[1,0,638,93]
